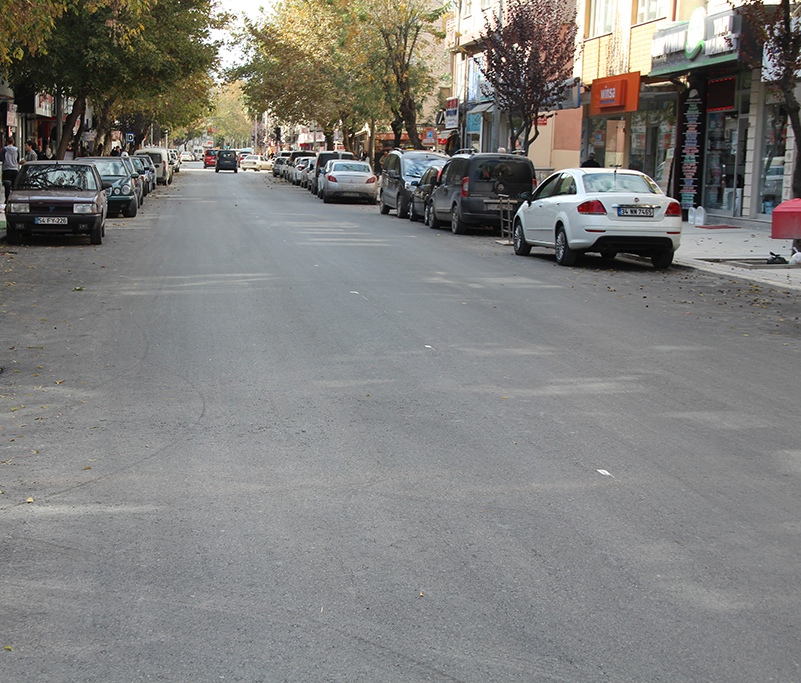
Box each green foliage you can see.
[233,0,444,148]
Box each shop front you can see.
[584,71,678,192]
[649,7,759,221]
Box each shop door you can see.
[733,117,748,216]
[703,111,739,215]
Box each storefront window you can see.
[759,95,787,215]
[703,110,740,213]
[628,100,676,192]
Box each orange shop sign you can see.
[590,72,641,116]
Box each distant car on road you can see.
[5,160,108,245]
[180,151,195,162]
[240,154,271,172]
[216,149,238,173]
[204,149,219,168]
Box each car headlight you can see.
[122,184,132,195]
[74,203,95,214]
[112,187,121,195]
[8,202,29,213]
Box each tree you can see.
[736,0,801,208]
[213,82,254,148]
[6,0,218,157]
[478,0,578,155]
[0,0,148,66]
[363,0,446,149]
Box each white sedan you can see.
[513,168,682,268]
[240,154,271,172]
[319,160,378,204]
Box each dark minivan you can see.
[379,149,448,218]
[428,152,536,234]
[216,149,238,173]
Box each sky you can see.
[214,0,274,68]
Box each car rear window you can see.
[332,162,371,173]
[583,173,659,194]
[219,151,236,159]
[17,164,98,191]
[470,159,532,184]
[91,159,129,177]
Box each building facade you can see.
[580,0,789,226]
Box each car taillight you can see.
[532,178,538,191]
[327,174,337,182]
[665,201,681,216]
[577,199,606,215]
[366,176,377,184]
[461,177,469,197]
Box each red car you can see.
[203,149,219,168]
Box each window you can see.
[463,0,473,16]
[590,0,614,37]
[636,0,668,24]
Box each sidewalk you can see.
[675,221,801,292]
[1,207,800,291]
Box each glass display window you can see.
[758,94,787,215]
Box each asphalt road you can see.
[2,163,800,682]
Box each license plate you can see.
[618,206,654,217]
[35,216,68,225]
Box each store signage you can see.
[589,72,640,116]
[6,102,17,127]
[445,97,459,129]
[599,79,626,107]
[34,93,54,117]
[650,9,743,76]
[679,84,706,210]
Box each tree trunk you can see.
[399,92,423,149]
[323,124,334,150]
[56,94,86,159]
[390,111,403,148]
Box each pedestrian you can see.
[44,146,53,159]
[581,152,601,168]
[24,140,38,163]
[64,142,74,160]
[1,135,21,202]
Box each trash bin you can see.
[771,199,801,239]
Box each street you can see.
[2,164,801,682]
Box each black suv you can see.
[427,152,536,234]
[379,149,448,218]
[216,149,238,173]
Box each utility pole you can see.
[489,0,504,153]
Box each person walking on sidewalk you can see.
[2,135,21,202]
[24,140,38,163]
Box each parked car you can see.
[319,160,378,203]
[379,149,448,217]
[120,156,144,207]
[129,154,155,195]
[292,157,312,185]
[168,149,181,173]
[240,154,271,171]
[180,151,195,162]
[216,149,238,172]
[427,151,536,234]
[203,149,219,168]
[272,151,291,177]
[512,167,682,268]
[282,151,315,180]
[136,147,173,185]
[85,157,140,217]
[5,160,107,245]
[409,161,447,221]
[310,151,355,195]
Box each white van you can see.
[135,147,173,185]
